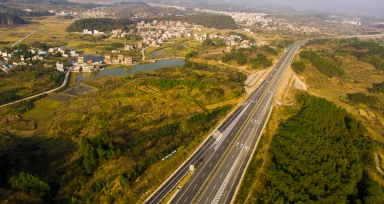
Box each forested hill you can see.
[0,6,54,17]
[66,18,135,32]
[0,13,26,25]
[160,14,238,29]
[260,94,382,203]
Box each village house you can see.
[78,56,84,64]
[124,57,132,65]
[56,61,64,72]
[117,55,124,63]
[82,64,94,72]
[104,55,111,64]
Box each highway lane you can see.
[169,42,305,204]
[196,42,306,204]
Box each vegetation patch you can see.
[9,171,51,200]
[300,50,344,78]
[260,94,380,203]
[66,18,135,32]
[221,46,279,68]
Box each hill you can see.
[0,13,26,25]
[66,18,135,32]
[0,6,54,17]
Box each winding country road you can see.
[0,69,71,108]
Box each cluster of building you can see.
[76,8,107,18]
[281,24,320,33]
[343,18,362,26]
[55,7,107,19]
[0,62,13,73]
[133,20,257,49]
[197,8,271,26]
[70,50,105,72]
[0,46,74,73]
[71,58,98,72]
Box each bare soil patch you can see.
[62,84,98,96]
[45,93,75,102]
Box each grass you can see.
[0,62,247,203]
[0,16,73,47]
[23,99,61,127]
[82,81,102,89]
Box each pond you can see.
[75,58,185,83]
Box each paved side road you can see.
[0,69,71,108]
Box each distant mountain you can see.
[135,0,384,19]
[237,0,384,19]
[0,5,56,26]
[0,6,54,17]
[0,13,26,25]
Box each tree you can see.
[0,154,7,184]
[9,171,51,199]
[261,94,375,203]
[236,53,247,65]
[202,38,215,47]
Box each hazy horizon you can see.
[144,0,384,19]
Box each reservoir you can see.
[75,58,185,83]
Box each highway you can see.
[195,42,306,204]
[145,41,306,204]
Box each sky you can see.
[244,0,384,18]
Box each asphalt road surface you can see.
[145,41,306,204]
